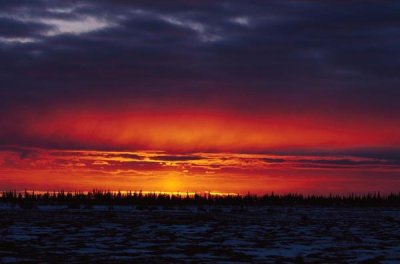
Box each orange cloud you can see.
[2,105,400,153]
[1,147,399,194]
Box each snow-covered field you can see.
[0,204,399,263]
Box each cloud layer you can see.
[1,1,399,193]
[1,0,399,114]
[1,146,400,194]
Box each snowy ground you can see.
[0,204,399,263]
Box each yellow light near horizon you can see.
[160,175,184,192]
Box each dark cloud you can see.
[0,17,52,38]
[108,153,144,160]
[0,1,399,110]
[258,145,400,169]
[342,148,400,163]
[150,155,204,162]
[49,151,144,160]
[296,158,400,167]
[262,158,286,163]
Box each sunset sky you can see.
[1,1,400,194]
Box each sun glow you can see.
[159,174,184,192]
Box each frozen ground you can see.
[0,204,399,263]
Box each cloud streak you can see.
[1,146,400,194]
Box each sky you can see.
[0,0,400,194]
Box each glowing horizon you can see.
[1,146,399,195]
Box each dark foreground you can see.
[0,205,399,263]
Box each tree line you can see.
[1,190,399,208]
